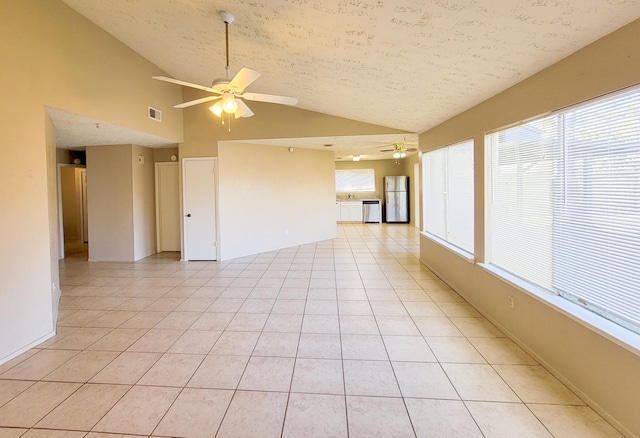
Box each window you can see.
[486,87,640,334]
[423,139,474,253]
[335,169,375,192]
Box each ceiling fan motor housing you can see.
[219,11,235,24]
[211,78,232,92]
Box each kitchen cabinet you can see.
[337,200,363,222]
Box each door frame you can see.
[155,161,180,253]
[181,157,219,261]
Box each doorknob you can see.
[186,214,191,217]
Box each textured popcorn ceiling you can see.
[58,0,640,157]
[47,107,178,148]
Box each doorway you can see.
[58,164,88,257]
[155,162,181,252]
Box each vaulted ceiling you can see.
[57,0,640,157]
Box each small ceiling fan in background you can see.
[153,11,298,124]
[380,142,418,158]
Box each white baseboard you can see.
[0,330,56,367]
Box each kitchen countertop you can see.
[336,198,381,202]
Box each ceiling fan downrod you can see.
[220,11,235,79]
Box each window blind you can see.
[424,140,474,253]
[424,149,447,239]
[554,90,640,332]
[487,87,640,333]
[335,169,375,192]
[487,118,561,289]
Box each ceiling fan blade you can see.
[380,149,394,152]
[235,99,254,118]
[242,92,298,106]
[174,95,221,109]
[229,67,261,92]
[153,76,216,93]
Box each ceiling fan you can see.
[380,142,418,158]
[153,11,298,120]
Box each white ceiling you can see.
[56,0,640,159]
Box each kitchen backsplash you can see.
[336,193,380,201]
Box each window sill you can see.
[421,232,475,263]
[479,263,640,357]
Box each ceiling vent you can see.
[148,106,162,122]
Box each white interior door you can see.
[182,158,217,260]
[155,162,180,252]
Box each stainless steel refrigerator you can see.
[384,176,409,223]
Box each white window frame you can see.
[483,85,640,351]
[335,169,375,193]
[422,139,475,260]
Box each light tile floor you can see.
[0,224,625,437]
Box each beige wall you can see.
[86,145,156,262]
[0,0,183,362]
[86,145,135,261]
[218,142,336,259]
[154,146,179,163]
[45,115,61,327]
[181,97,408,158]
[419,19,640,437]
[132,145,157,260]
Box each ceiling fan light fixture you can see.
[152,9,297,132]
[222,93,238,114]
[353,155,360,161]
[209,101,223,117]
[393,152,401,159]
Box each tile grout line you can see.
[279,244,311,438]
[215,246,296,437]
[330,240,351,438]
[2,225,611,437]
[149,258,226,438]
[359,233,418,438]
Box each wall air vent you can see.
[148,106,162,122]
